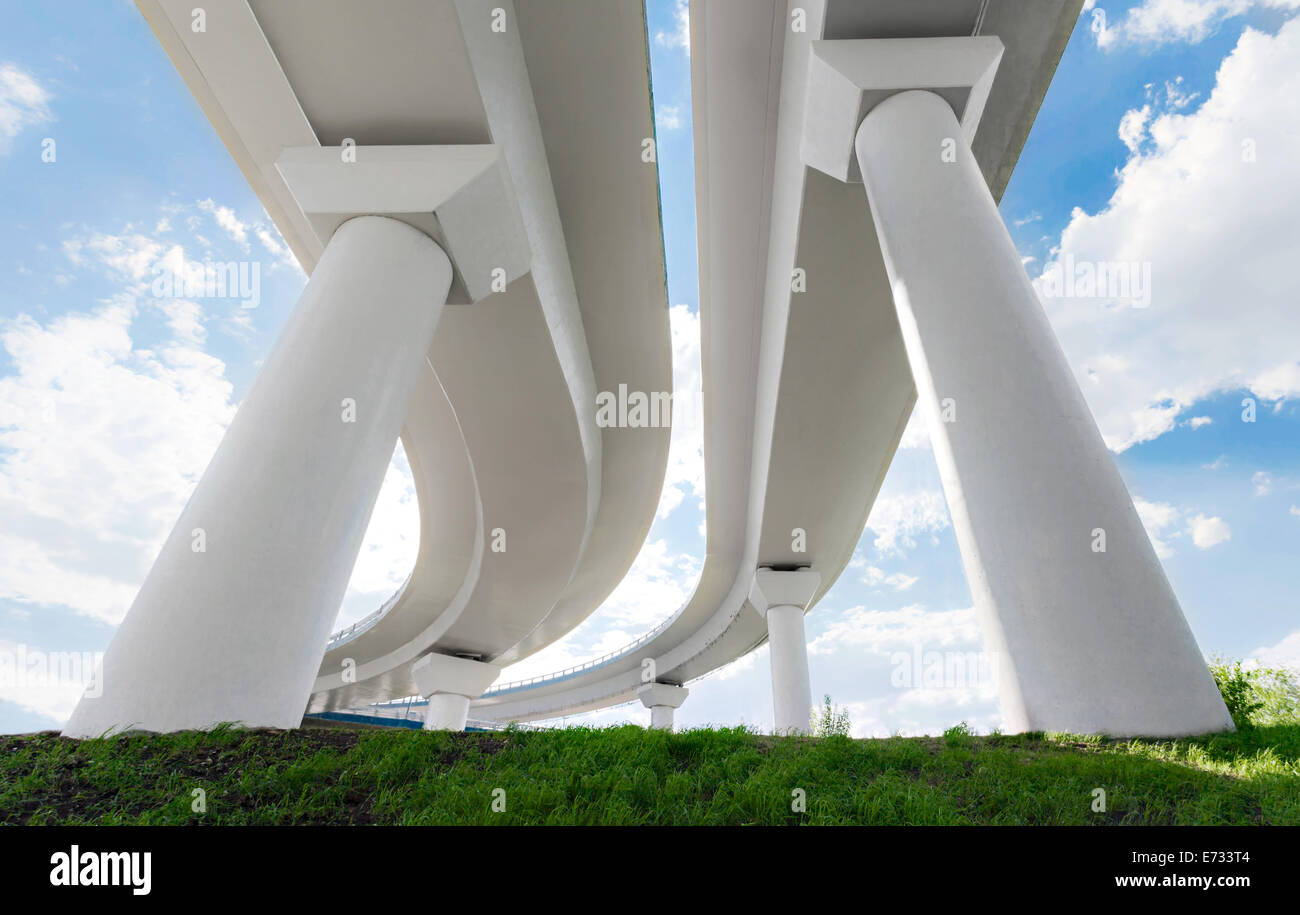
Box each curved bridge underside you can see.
[120,0,1221,740]
[299,0,675,712]
[472,0,1083,725]
[136,0,672,715]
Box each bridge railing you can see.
[482,615,676,696]
[323,574,412,651]
[319,695,547,732]
[325,571,695,697]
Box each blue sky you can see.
[1,0,1297,735]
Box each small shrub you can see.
[1210,658,1264,728]
[810,695,852,738]
[1250,665,1300,725]
[943,722,973,747]
[1210,659,1300,727]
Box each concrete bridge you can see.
[64,0,1233,740]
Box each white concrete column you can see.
[412,653,501,731]
[64,216,453,737]
[649,706,674,731]
[853,89,1233,736]
[425,694,473,732]
[637,682,688,731]
[766,606,812,736]
[749,570,821,735]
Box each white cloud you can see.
[1163,76,1201,110]
[1091,0,1300,49]
[864,487,950,554]
[1134,497,1182,558]
[195,198,299,270]
[630,599,1006,737]
[654,0,690,54]
[197,198,249,248]
[862,565,919,592]
[1117,83,1203,151]
[0,298,235,624]
[896,404,932,450]
[255,225,298,268]
[1250,360,1300,400]
[1134,499,1233,555]
[0,639,96,725]
[2,206,414,641]
[808,604,980,657]
[656,104,683,131]
[711,648,760,682]
[1189,513,1231,548]
[0,63,53,153]
[332,448,420,629]
[847,696,1000,739]
[657,304,704,519]
[1252,628,1300,668]
[580,537,700,632]
[1252,470,1273,495]
[1036,18,1300,450]
[1118,104,1152,152]
[1185,415,1213,428]
[73,231,165,282]
[497,538,702,683]
[154,296,206,345]
[0,536,139,626]
[804,604,1001,736]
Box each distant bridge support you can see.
[413,653,502,732]
[749,570,821,735]
[637,682,688,731]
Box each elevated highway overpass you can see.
[65,0,1234,740]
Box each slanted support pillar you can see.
[852,89,1231,736]
[412,653,501,732]
[63,140,531,739]
[637,682,688,731]
[64,216,453,737]
[749,569,821,736]
[798,35,1232,736]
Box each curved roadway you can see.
[472,0,1082,725]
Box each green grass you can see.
[3,722,1297,825]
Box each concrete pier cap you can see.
[748,568,822,618]
[637,682,689,710]
[275,143,532,303]
[800,36,1004,183]
[637,682,688,731]
[412,652,501,731]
